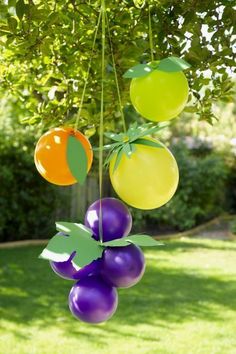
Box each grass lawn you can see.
[0,237,236,354]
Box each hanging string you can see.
[98,0,106,243]
[105,12,127,133]
[148,5,154,62]
[74,9,102,132]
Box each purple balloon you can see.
[84,198,132,242]
[101,244,145,288]
[69,275,118,324]
[50,256,101,281]
[50,232,101,280]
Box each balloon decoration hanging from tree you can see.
[35,0,191,324]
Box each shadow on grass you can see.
[0,243,236,342]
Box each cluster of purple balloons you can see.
[50,198,145,324]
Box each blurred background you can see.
[0,98,235,242]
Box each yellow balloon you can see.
[109,138,179,210]
[130,70,189,122]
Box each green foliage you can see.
[0,0,235,129]
[0,101,68,241]
[229,219,236,235]
[132,142,229,232]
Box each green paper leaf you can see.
[129,124,167,142]
[123,143,133,158]
[113,147,124,173]
[104,132,125,142]
[55,221,91,235]
[101,239,130,247]
[39,222,104,268]
[101,234,163,247]
[158,56,191,72]
[104,149,117,167]
[93,142,121,151]
[123,64,154,78]
[127,234,163,247]
[130,143,137,154]
[67,135,88,185]
[134,138,164,148]
[39,233,72,262]
[103,123,169,171]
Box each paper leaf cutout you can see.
[158,57,191,72]
[39,222,103,268]
[123,64,154,78]
[101,239,129,247]
[133,0,146,8]
[67,135,88,185]
[101,234,163,247]
[104,149,117,167]
[127,235,163,246]
[123,143,133,158]
[93,143,120,151]
[130,143,137,154]
[129,124,167,142]
[39,233,72,262]
[113,147,124,173]
[134,138,163,148]
[104,132,125,142]
[123,57,191,79]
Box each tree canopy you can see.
[0,0,235,132]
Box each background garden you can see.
[0,0,235,353]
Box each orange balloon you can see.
[34,127,93,186]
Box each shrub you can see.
[0,131,69,242]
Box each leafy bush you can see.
[0,130,69,242]
[132,142,229,233]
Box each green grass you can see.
[0,238,236,354]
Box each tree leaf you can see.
[123,64,154,78]
[158,56,191,72]
[8,0,17,6]
[134,138,164,148]
[127,235,163,246]
[66,135,88,185]
[16,0,26,20]
[7,17,18,33]
[133,0,146,8]
[39,222,104,268]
